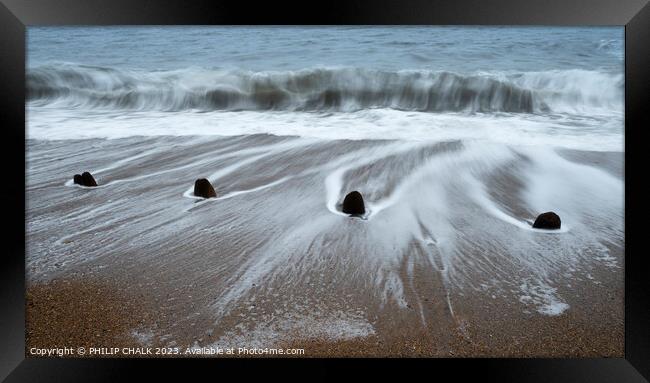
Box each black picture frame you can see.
[1,0,648,381]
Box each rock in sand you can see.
[81,172,98,187]
[194,178,217,198]
[73,172,97,187]
[532,211,561,229]
[73,174,83,185]
[342,191,365,215]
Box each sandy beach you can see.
[26,135,624,357]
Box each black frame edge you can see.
[0,1,25,382]
[1,0,649,25]
[1,0,649,381]
[625,1,650,380]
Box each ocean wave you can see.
[27,64,623,114]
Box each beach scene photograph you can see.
[26,26,624,357]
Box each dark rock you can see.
[81,172,98,187]
[532,212,561,230]
[342,191,365,215]
[73,172,97,187]
[194,178,217,198]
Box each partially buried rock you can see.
[194,178,217,198]
[532,211,561,230]
[81,172,98,187]
[73,172,97,187]
[342,191,365,215]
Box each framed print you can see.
[0,0,648,381]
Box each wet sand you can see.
[26,135,624,357]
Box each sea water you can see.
[27,26,624,151]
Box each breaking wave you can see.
[27,64,623,114]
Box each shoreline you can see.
[26,136,624,357]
